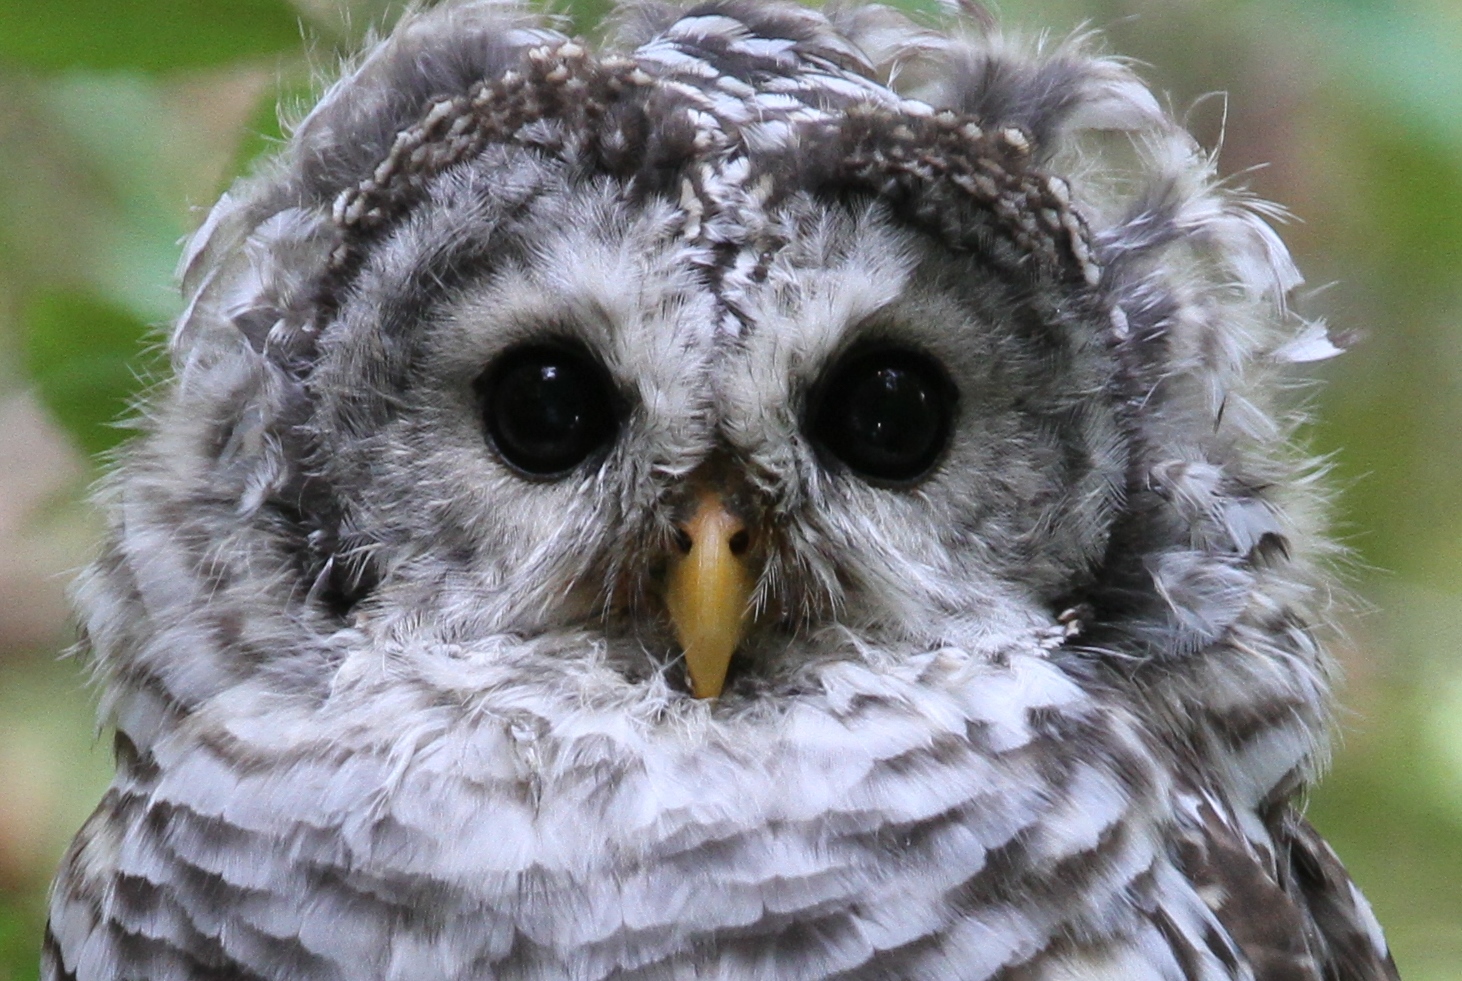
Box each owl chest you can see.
[97,698,1249,981]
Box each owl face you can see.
[133,0,1316,736]
[47,4,1403,979]
[304,143,1124,703]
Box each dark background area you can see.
[0,0,1458,977]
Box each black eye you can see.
[478,345,618,477]
[809,348,956,484]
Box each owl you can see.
[44,1,1399,979]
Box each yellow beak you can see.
[665,490,754,699]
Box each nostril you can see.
[673,527,693,554]
[728,529,750,556]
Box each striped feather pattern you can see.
[45,1,1396,978]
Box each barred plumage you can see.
[45,2,1396,979]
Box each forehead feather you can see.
[275,2,1096,350]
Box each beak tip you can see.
[687,665,727,700]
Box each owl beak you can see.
[665,490,754,699]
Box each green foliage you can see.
[1310,115,1462,583]
[0,886,42,981]
[0,1,1458,979]
[1309,682,1462,979]
[0,0,305,74]
[22,291,158,457]
[564,0,615,37]
[231,77,318,178]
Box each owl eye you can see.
[479,345,619,477]
[809,348,956,484]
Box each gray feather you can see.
[46,2,1395,979]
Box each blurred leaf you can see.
[562,0,613,37]
[1277,0,1462,155]
[0,895,42,981]
[1309,682,1462,980]
[1349,119,1462,290]
[0,75,222,326]
[22,291,157,457]
[0,0,304,74]
[0,653,114,981]
[229,75,317,179]
[1311,112,1462,581]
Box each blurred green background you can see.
[0,0,1458,977]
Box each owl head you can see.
[48,5,1389,976]
[89,0,1334,790]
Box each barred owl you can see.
[45,1,1399,979]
